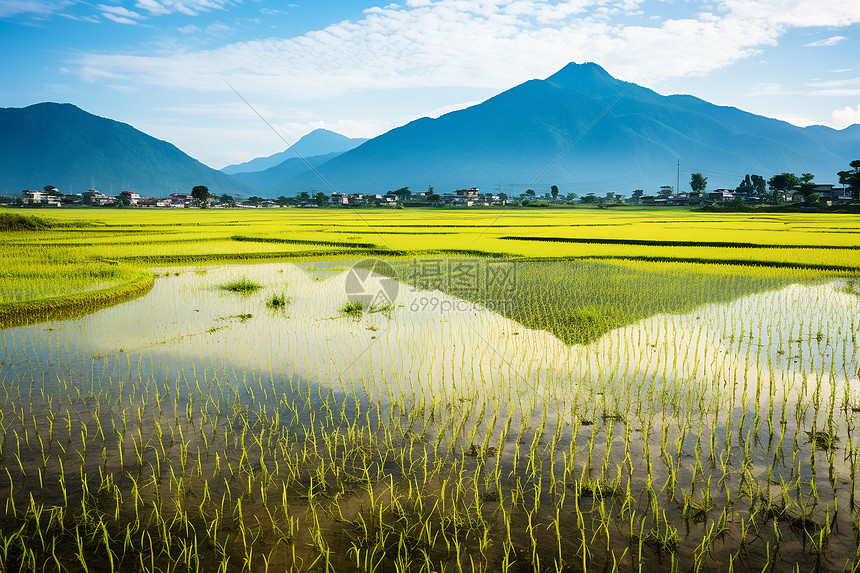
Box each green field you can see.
[3,207,859,328]
[1,207,860,572]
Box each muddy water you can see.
[0,262,859,572]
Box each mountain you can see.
[230,152,340,193]
[279,62,860,195]
[0,103,255,197]
[221,129,368,174]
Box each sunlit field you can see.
[1,207,860,572]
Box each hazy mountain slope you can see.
[0,103,255,196]
[230,152,340,193]
[221,129,368,174]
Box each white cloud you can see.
[97,4,143,23]
[803,35,847,47]
[70,0,804,98]
[102,13,138,24]
[135,0,170,16]
[177,24,201,33]
[0,0,65,17]
[832,104,860,128]
[807,76,860,96]
[136,0,232,16]
[722,0,860,27]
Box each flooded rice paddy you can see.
[1,260,859,572]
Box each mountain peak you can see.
[221,128,368,174]
[0,102,254,196]
[545,61,622,92]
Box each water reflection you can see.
[3,263,858,414]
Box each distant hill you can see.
[279,62,860,195]
[0,103,254,197]
[230,152,340,194]
[221,129,368,174]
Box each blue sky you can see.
[2,0,859,169]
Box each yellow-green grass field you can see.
[2,206,858,332]
[2,207,860,572]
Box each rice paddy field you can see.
[1,206,860,572]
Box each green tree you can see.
[220,193,235,207]
[751,175,766,195]
[690,173,707,193]
[736,174,765,196]
[736,175,753,195]
[658,186,673,198]
[393,187,411,202]
[313,192,329,206]
[796,173,817,203]
[191,185,210,208]
[550,185,559,201]
[297,192,310,202]
[275,195,290,207]
[427,193,440,205]
[838,160,860,200]
[581,193,597,204]
[632,189,644,203]
[524,189,536,198]
[566,192,578,202]
[115,193,131,208]
[246,196,263,206]
[767,173,799,203]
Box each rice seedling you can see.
[219,278,263,293]
[266,293,290,308]
[0,208,858,571]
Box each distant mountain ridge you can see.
[221,129,368,174]
[230,152,341,193]
[0,103,254,197]
[273,62,859,195]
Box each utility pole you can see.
[676,159,680,195]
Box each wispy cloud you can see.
[97,4,143,24]
[0,0,67,18]
[807,76,860,96]
[2,0,232,20]
[803,35,847,47]
[132,0,232,17]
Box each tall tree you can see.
[632,189,644,203]
[736,175,753,195]
[690,173,707,193]
[796,173,817,203]
[393,187,412,202]
[751,175,766,195]
[838,160,860,200]
[767,173,799,203]
[658,186,673,198]
[191,185,210,208]
[550,185,559,201]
